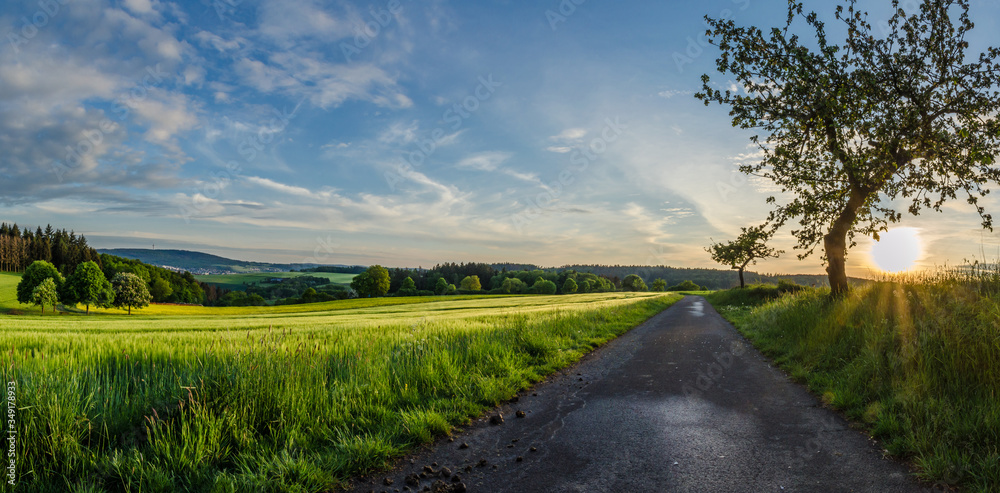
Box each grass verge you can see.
[705,283,1000,492]
[2,292,678,492]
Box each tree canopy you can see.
[31,277,59,314]
[562,278,578,294]
[622,274,648,292]
[459,275,482,291]
[112,272,151,315]
[351,265,391,297]
[697,0,1000,294]
[63,260,114,314]
[17,260,64,305]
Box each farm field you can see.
[0,271,679,491]
[194,271,357,290]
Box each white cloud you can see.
[193,31,246,53]
[550,128,587,141]
[102,7,189,62]
[256,0,357,46]
[456,151,512,171]
[123,0,158,18]
[129,89,200,148]
[545,146,573,153]
[243,176,335,201]
[235,53,412,110]
[658,89,692,99]
[379,121,420,145]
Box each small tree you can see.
[16,260,64,306]
[562,278,578,294]
[707,226,781,289]
[434,277,449,295]
[398,276,417,296]
[64,260,114,314]
[697,0,1000,295]
[31,278,59,314]
[532,278,557,295]
[501,277,525,294]
[460,275,482,291]
[622,274,648,292]
[112,272,151,315]
[667,280,703,292]
[651,279,667,292]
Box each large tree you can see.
[351,265,391,298]
[16,260,64,305]
[111,272,151,315]
[697,0,1000,294]
[63,260,114,314]
[707,225,782,289]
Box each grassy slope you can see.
[705,284,1000,492]
[194,272,357,291]
[1,273,679,492]
[0,271,19,311]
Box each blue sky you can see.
[3,0,1000,275]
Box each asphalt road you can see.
[352,296,932,493]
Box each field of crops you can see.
[0,271,679,492]
[193,271,357,291]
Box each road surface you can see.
[352,296,931,493]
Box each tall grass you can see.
[706,273,1000,492]
[1,291,678,492]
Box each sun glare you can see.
[869,227,923,273]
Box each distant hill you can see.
[97,249,311,275]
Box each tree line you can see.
[346,263,701,298]
[16,259,152,315]
[0,223,100,274]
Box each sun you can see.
[869,227,923,273]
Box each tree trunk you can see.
[825,188,869,296]
[737,267,745,289]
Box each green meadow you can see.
[193,272,357,291]
[706,279,1000,492]
[0,270,679,492]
